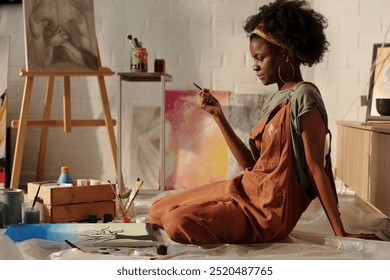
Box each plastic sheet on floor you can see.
[1,189,389,260]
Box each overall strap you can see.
[324,131,339,205]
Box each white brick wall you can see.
[0,0,390,186]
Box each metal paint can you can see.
[0,188,24,226]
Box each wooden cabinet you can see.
[336,121,390,217]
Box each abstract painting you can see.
[125,91,264,191]
[125,91,229,191]
[165,90,229,190]
[23,0,99,71]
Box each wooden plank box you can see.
[27,181,116,223]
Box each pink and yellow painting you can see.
[164,90,229,190]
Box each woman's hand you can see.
[199,89,222,117]
[49,27,69,46]
[343,232,382,241]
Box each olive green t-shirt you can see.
[256,82,328,197]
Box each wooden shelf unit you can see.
[117,72,172,194]
[336,121,390,217]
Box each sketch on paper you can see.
[23,0,99,71]
[5,223,157,247]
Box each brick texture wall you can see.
[0,0,389,187]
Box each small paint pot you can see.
[88,214,98,223]
[103,213,113,223]
[22,202,40,224]
[156,245,167,255]
[89,179,100,186]
[154,59,165,73]
[76,179,88,187]
[136,216,146,223]
[133,248,147,256]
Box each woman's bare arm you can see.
[200,90,256,169]
[301,108,380,240]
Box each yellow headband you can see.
[251,24,286,49]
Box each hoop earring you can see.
[278,62,295,83]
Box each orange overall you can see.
[149,99,313,245]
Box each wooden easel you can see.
[10,65,120,190]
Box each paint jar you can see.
[57,166,73,185]
[76,179,88,187]
[0,188,24,226]
[22,201,40,224]
[154,59,165,73]
[88,214,98,223]
[89,179,101,186]
[103,213,113,223]
[130,47,148,72]
[115,199,134,222]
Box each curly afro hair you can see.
[243,0,329,67]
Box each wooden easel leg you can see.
[10,76,34,189]
[97,76,125,192]
[63,76,72,133]
[36,76,55,181]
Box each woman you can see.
[149,0,379,245]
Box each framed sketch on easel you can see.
[366,43,390,122]
[23,0,99,72]
[10,0,117,190]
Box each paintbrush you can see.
[124,178,144,214]
[31,184,42,209]
[119,177,140,199]
[65,239,84,252]
[186,77,219,103]
[108,180,126,216]
[186,77,203,90]
[133,37,141,48]
[127,34,136,49]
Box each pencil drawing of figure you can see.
[24,0,99,71]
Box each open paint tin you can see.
[0,188,24,226]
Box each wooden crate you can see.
[27,181,116,223]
